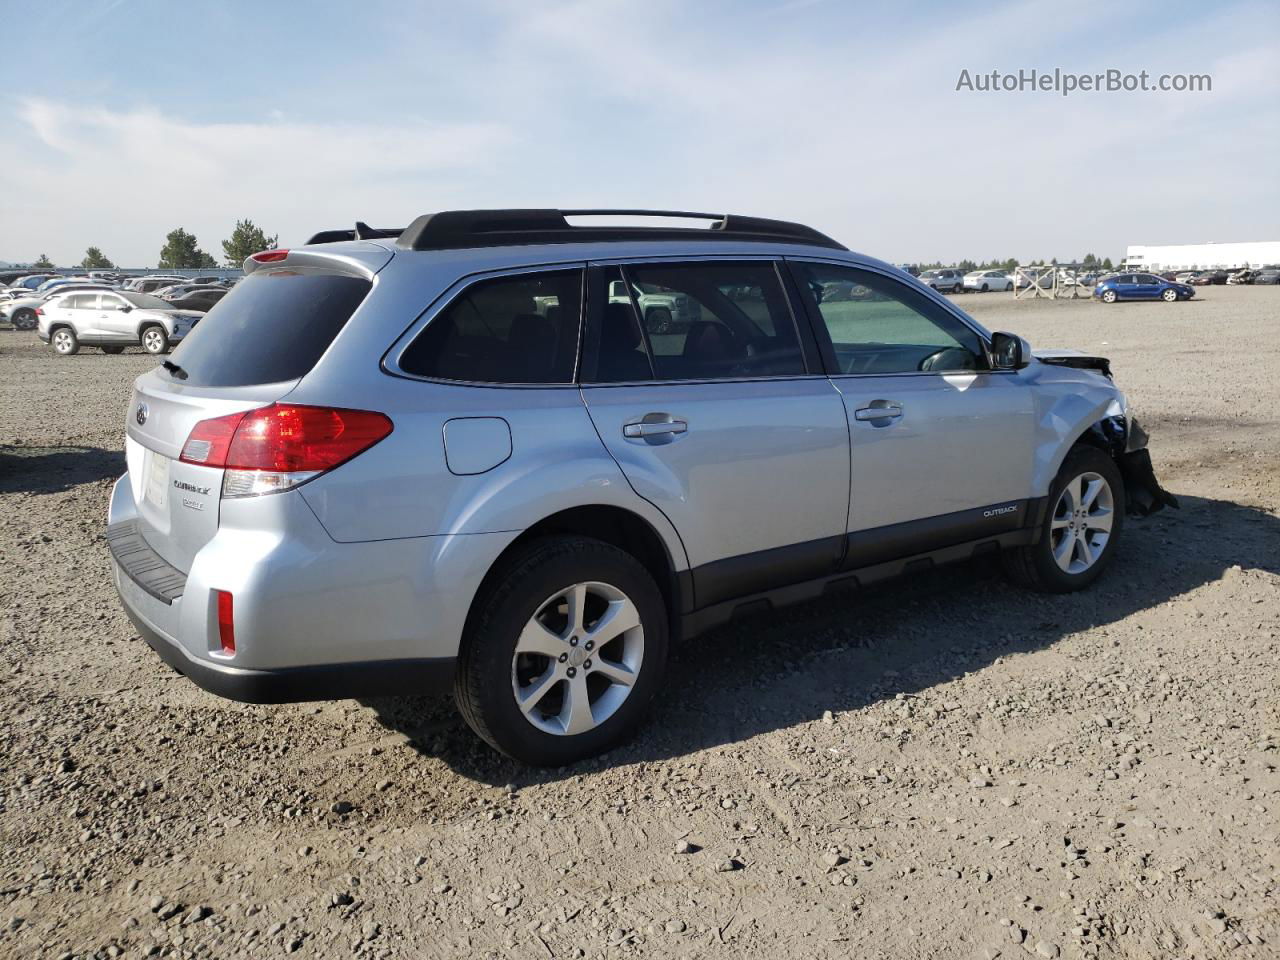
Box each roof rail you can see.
[306,222,406,245]
[391,209,845,252]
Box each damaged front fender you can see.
[1118,418,1179,516]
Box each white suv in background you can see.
[37,290,203,355]
[918,268,965,293]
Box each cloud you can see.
[1,0,1276,267]
[0,99,513,265]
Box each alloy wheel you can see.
[53,331,74,353]
[1050,471,1115,575]
[511,581,644,737]
[142,329,166,353]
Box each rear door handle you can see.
[853,402,903,422]
[623,418,688,439]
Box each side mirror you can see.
[120,304,133,313]
[991,331,1031,370]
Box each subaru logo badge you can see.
[136,402,149,426]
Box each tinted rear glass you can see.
[167,268,371,386]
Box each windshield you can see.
[120,292,172,309]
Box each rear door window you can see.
[397,269,583,384]
[167,268,371,386]
[592,261,805,382]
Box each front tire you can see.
[1101,290,1117,303]
[1161,288,1177,302]
[140,325,169,355]
[455,537,669,765]
[11,309,38,331]
[1003,446,1125,593]
[51,328,79,355]
[645,307,673,335]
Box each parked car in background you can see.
[36,290,202,355]
[1094,273,1194,303]
[963,270,1013,292]
[125,275,187,293]
[166,287,228,312]
[1254,267,1280,285]
[157,283,207,300]
[1189,270,1228,286]
[104,207,1178,765]
[1226,269,1256,285]
[1014,269,1057,290]
[36,275,107,294]
[919,268,965,293]
[1,284,115,330]
[897,264,920,277]
[12,274,56,290]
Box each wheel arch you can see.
[462,504,691,646]
[1031,386,1125,496]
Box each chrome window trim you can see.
[381,261,588,389]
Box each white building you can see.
[1123,241,1280,271]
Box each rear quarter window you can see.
[167,268,371,387]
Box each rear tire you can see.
[51,328,79,355]
[140,325,169,355]
[1003,446,1125,593]
[11,309,37,331]
[455,536,669,766]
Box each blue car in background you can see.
[1094,272,1194,304]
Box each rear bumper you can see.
[104,470,495,704]
[117,589,454,703]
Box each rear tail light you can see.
[215,590,235,654]
[35,307,44,315]
[179,404,392,498]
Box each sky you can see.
[1,0,1276,268]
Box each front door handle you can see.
[623,418,688,439]
[854,402,903,422]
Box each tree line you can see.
[22,228,1118,275]
[916,253,1115,272]
[22,219,279,272]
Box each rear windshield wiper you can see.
[162,360,189,381]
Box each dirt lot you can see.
[1,286,1277,960]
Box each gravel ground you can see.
[2,286,1277,960]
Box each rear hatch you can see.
[124,245,390,571]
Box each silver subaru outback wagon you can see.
[107,209,1177,765]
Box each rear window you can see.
[167,268,371,387]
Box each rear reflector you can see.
[215,590,235,654]
[179,404,393,497]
